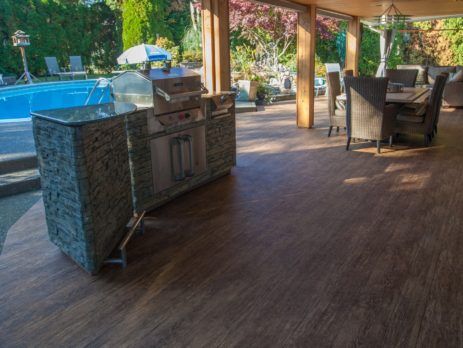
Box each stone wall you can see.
[33,116,133,274]
[205,104,237,178]
[124,109,156,212]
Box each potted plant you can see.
[256,82,274,105]
[237,77,259,102]
[232,46,259,102]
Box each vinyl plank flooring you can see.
[1,101,463,347]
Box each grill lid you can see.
[143,67,200,82]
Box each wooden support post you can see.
[202,0,231,93]
[212,0,231,92]
[296,5,316,129]
[202,0,216,93]
[346,17,361,77]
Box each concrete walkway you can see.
[0,121,35,161]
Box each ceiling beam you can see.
[317,8,354,21]
[249,0,308,13]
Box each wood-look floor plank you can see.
[1,101,463,347]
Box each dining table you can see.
[336,87,431,105]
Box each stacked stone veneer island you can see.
[32,103,137,274]
[32,95,236,273]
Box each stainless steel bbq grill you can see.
[112,68,208,204]
[112,67,205,116]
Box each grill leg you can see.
[346,137,351,151]
[377,140,381,154]
[328,126,333,137]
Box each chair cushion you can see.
[428,66,456,84]
[397,114,425,123]
[335,100,346,111]
[401,102,427,116]
[451,69,463,82]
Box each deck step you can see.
[0,168,41,198]
[236,101,258,113]
[0,155,38,175]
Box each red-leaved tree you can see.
[229,0,340,68]
[193,0,341,71]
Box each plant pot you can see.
[256,92,266,105]
[236,80,259,102]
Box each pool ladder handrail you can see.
[84,78,112,106]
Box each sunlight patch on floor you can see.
[392,172,432,191]
[343,177,370,185]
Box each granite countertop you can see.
[31,102,137,126]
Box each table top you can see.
[337,87,430,104]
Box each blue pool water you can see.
[0,80,112,122]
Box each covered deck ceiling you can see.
[276,0,463,18]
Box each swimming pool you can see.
[0,80,112,122]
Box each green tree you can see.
[443,18,463,65]
[166,0,191,45]
[90,2,123,72]
[0,0,122,76]
[121,0,172,50]
[359,26,405,76]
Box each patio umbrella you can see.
[376,29,397,77]
[117,44,172,65]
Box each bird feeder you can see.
[11,30,36,84]
[12,30,31,47]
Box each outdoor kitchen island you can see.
[32,68,236,273]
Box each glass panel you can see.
[112,72,154,108]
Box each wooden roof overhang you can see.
[258,0,463,19]
[201,0,463,129]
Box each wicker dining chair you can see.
[395,74,447,146]
[385,69,419,87]
[432,72,449,136]
[326,71,346,137]
[344,76,399,154]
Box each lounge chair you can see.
[326,71,346,137]
[0,74,17,86]
[314,77,327,97]
[69,56,87,79]
[45,57,66,79]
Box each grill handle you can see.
[182,135,194,177]
[170,137,186,182]
[156,87,206,103]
